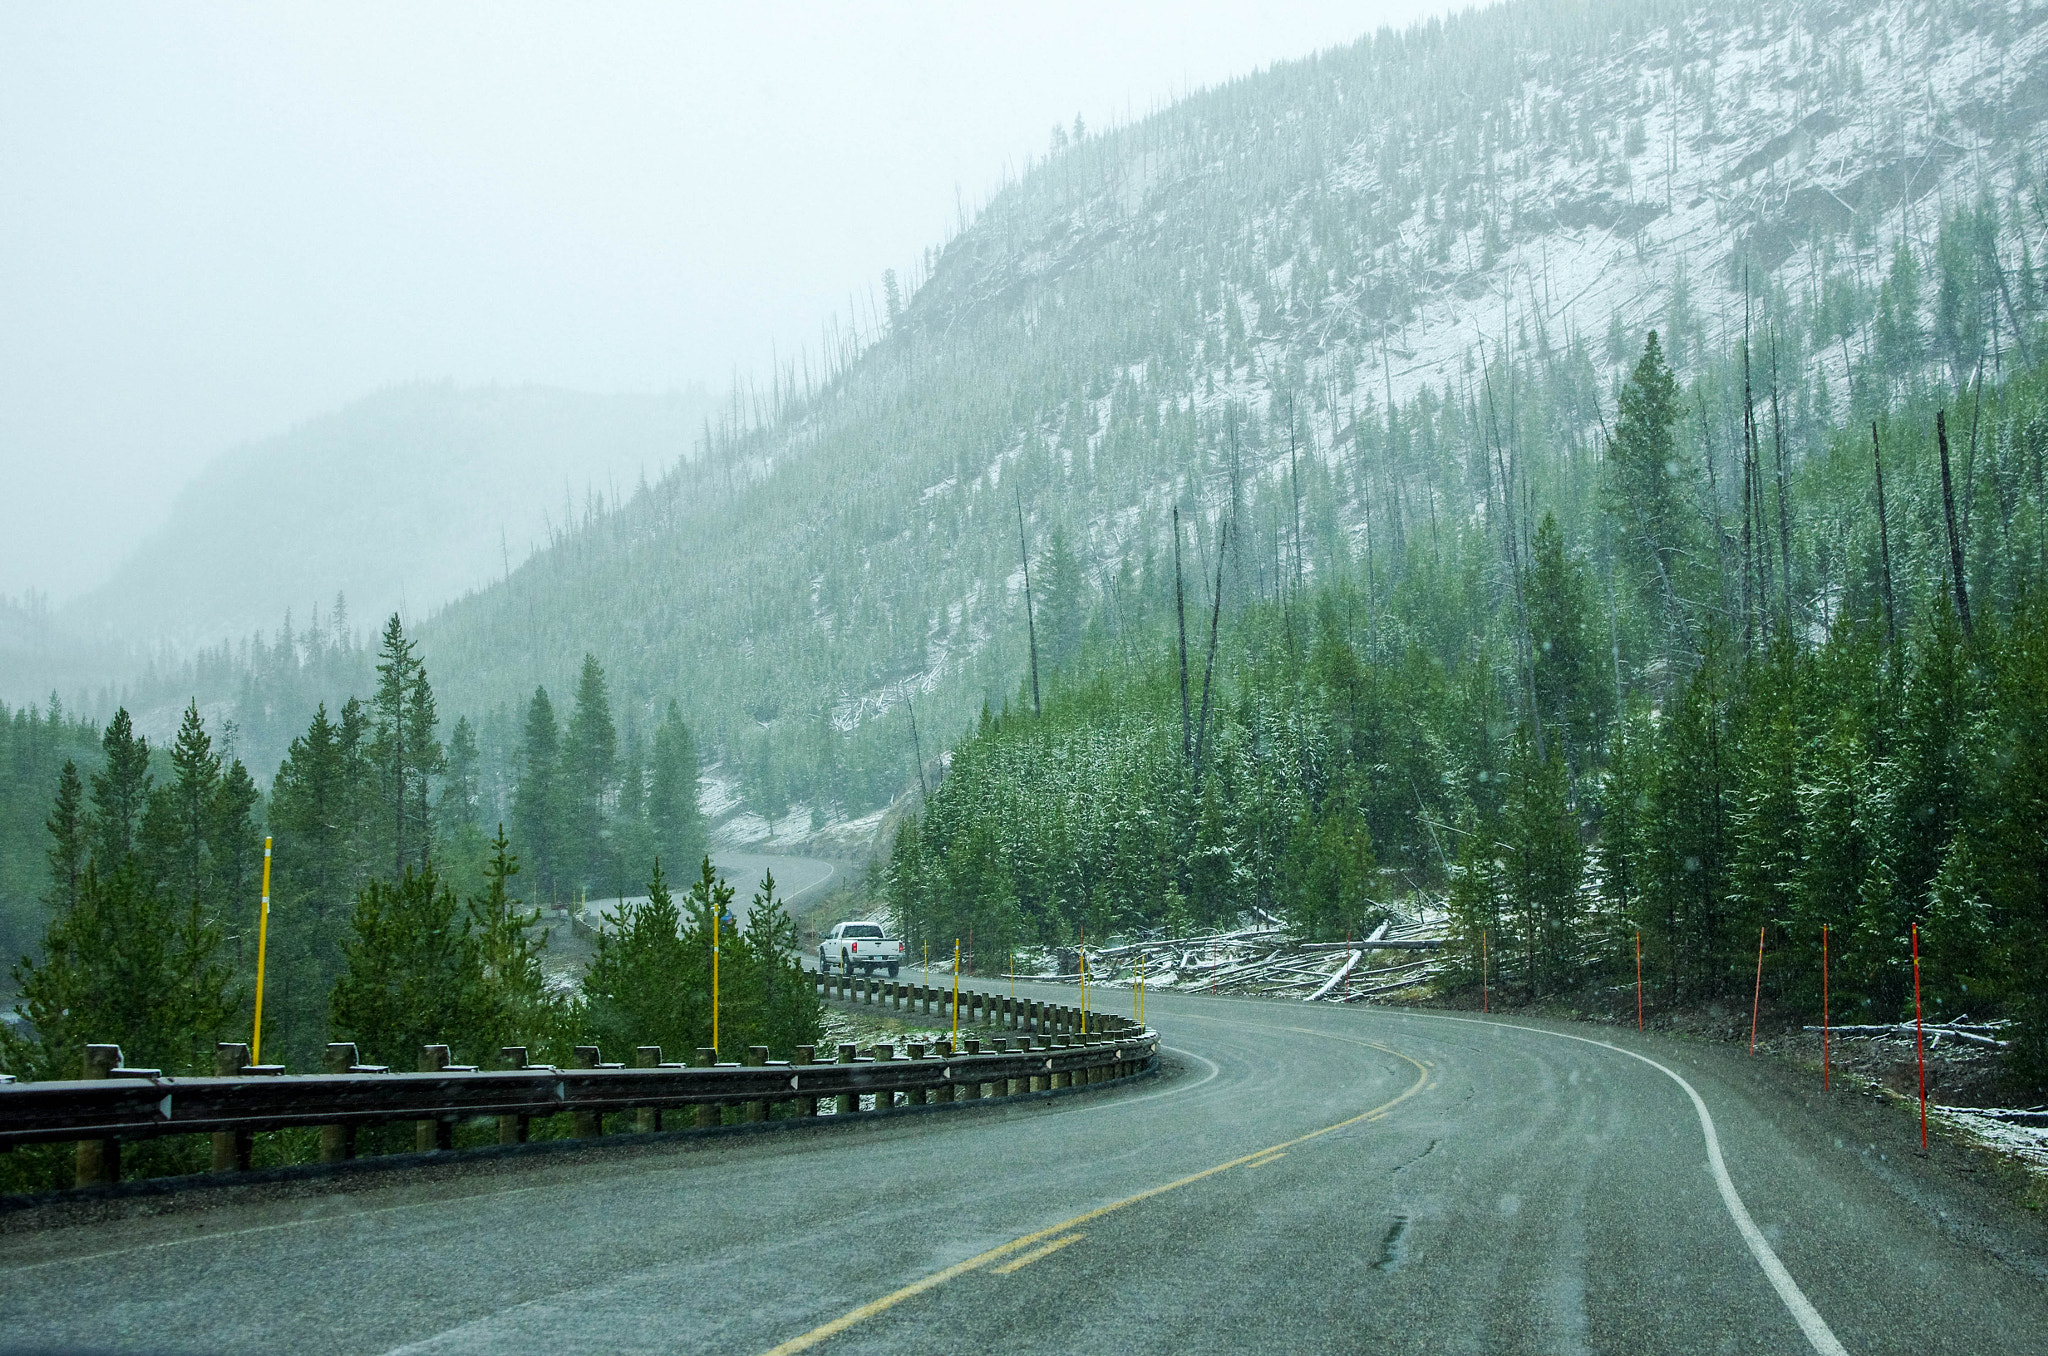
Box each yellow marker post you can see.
[251,837,273,1065]
[951,939,961,1044]
[712,906,721,1056]
[1137,955,1145,1028]
[1078,928,1088,1034]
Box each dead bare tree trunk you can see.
[1936,409,1973,641]
[1016,488,1042,716]
[1193,521,1228,781]
[1173,507,1192,760]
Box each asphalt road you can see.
[582,854,839,931]
[3,980,2046,1355]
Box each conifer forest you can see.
[7,0,2048,1182]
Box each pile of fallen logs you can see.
[1802,1017,2012,1050]
[1028,916,1450,1003]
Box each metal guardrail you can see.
[0,976,1157,1190]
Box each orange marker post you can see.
[1748,926,1765,1055]
[1821,924,1831,1091]
[1635,930,1643,1032]
[1913,923,1927,1150]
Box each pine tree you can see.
[87,709,151,868]
[45,759,85,912]
[438,715,486,882]
[1502,733,1584,998]
[141,702,220,904]
[1037,527,1089,672]
[1279,784,1377,942]
[514,687,562,904]
[726,870,823,1053]
[646,699,705,875]
[463,826,556,1059]
[1606,331,1687,621]
[581,858,707,1059]
[371,615,440,878]
[330,866,481,1067]
[563,655,617,892]
[1527,512,1605,762]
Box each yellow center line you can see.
[990,1232,1086,1275]
[1242,1150,1287,1168]
[758,1038,1432,1355]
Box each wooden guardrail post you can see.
[744,1046,771,1121]
[210,1043,254,1172]
[835,1043,858,1115]
[1029,1036,1049,1093]
[496,1047,535,1143]
[993,1038,1019,1096]
[74,1044,126,1187]
[320,1043,362,1160]
[694,1047,720,1127]
[959,1040,982,1099]
[572,1046,606,1137]
[905,1043,928,1105]
[793,1045,817,1116]
[940,1041,962,1103]
[417,1046,455,1151]
[871,1044,895,1110]
[636,1047,664,1131]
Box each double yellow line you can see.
[760,1037,1432,1355]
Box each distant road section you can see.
[582,853,839,931]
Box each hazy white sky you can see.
[1,2,1457,603]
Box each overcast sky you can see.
[1,2,1458,604]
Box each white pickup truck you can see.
[818,921,904,977]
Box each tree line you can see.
[889,331,2048,1095]
[0,618,810,1192]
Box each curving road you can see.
[3,979,2046,1355]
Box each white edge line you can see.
[1409,1012,1848,1356]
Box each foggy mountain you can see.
[395,0,2045,834]
[28,0,2046,839]
[58,383,712,653]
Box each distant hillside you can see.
[412,0,2048,835]
[60,383,712,650]
[38,0,2048,848]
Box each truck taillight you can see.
[851,942,858,952]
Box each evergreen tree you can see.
[1527,512,1604,762]
[45,759,85,912]
[371,615,440,878]
[514,687,562,904]
[438,714,487,883]
[1606,331,1687,621]
[646,699,705,875]
[562,655,617,892]
[1037,527,1089,672]
[463,826,557,1060]
[1501,734,1584,998]
[330,866,482,1067]
[724,870,823,1053]
[87,709,150,868]
[581,858,707,1059]
[140,702,220,904]
[1279,786,1377,942]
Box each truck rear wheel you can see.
[887,964,899,977]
